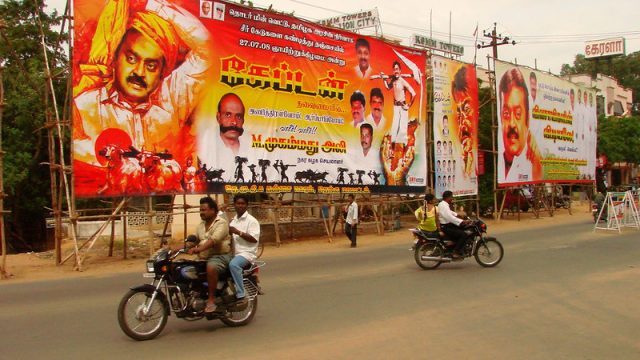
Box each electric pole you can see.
[477,22,516,59]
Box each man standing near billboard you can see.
[497,67,542,183]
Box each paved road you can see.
[1,218,639,359]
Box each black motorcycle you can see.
[411,218,504,270]
[117,247,264,341]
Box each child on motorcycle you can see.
[411,193,445,250]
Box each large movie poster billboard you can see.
[72,0,427,197]
[495,61,597,186]
[431,56,479,198]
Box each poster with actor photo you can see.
[72,0,427,197]
[495,60,597,186]
[431,56,478,198]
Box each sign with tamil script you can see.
[412,34,464,56]
[318,9,379,31]
[584,37,625,59]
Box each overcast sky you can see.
[46,0,639,74]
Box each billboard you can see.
[413,35,464,56]
[495,60,597,186]
[431,56,478,198]
[72,0,427,197]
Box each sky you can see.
[45,0,639,75]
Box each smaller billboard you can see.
[318,9,379,31]
[584,38,625,59]
[413,34,464,56]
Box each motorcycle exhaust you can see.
[421,256,452,262]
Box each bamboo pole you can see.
[183,193,188,241]
[318,194,332,241]
[0,66,7,279]
[35,2,81,269]
[108,199,116,257]
[147,197,155,256]
[289,191,294,240]
[488,56,499,222]
[123,198,128,260]
[273,196,281,247]
[160,195,175,246]
[70,199,127,268]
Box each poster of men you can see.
[495,60,597,186]
[431,56,479,198]
[71,0,427,197]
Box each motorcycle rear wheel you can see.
[474,239,504,267]
[117,289,169,341]
[414,242,443,270]
[221,297,258,327]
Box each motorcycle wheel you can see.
[474,239,504,268]
[414,242,443,270]
[221,297,258,327]
[117,289,169,341]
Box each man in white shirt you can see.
[354,38,373,79]
[344,194,359,248]
[365,88,386,128]
[437,190,471,257]
[206,194,260,312]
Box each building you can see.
[563,73,633,117]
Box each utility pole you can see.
[477,22,516,59]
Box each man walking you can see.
[344,194,359,248]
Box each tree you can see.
[597,115,640,164]
[0,0,68,252]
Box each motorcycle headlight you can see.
[146,260,155,273]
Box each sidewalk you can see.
[0,203,594,283]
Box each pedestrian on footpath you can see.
[344,194,359,248]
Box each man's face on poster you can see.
[351,100,365,123]
[201,1,211,15]
[215,6,224,18]
[356,45,370,72]
[217,95,245,142]
[570,91,575,109]
[360,126,372,153]
[393,63,401,77]
[529,76,537,100]
[501,85,528,161]
[114,30,165,104]
[370,95,383,120]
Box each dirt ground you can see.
[0,203,595,283]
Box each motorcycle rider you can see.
[205,194,260,313]
[183,197,231,313]
[437,190,472,258]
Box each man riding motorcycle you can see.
[437,190,472,258]
[183,197,231,313]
